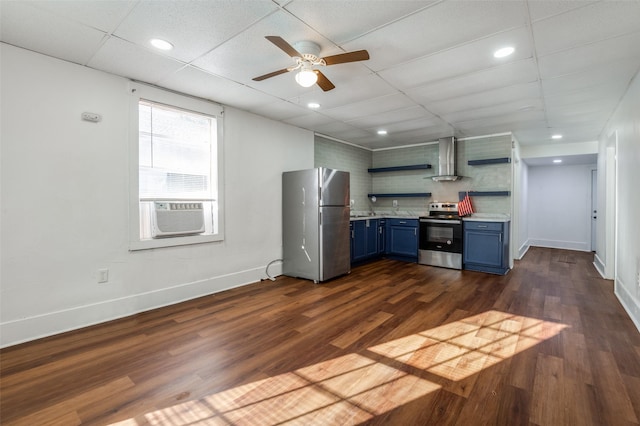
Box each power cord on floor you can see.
[263,259,283,282]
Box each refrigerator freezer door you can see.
[320,168,350,207]
[282,170,320,281]
[320,206,351,281]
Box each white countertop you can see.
[350,213,419,221]
[462,213,511,222]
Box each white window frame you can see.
[128,82,224,250]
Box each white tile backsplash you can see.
[315,133,513,215]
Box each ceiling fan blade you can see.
[314,70,335,92]
[322,50,370,66]
[265,36,303,58]
[252,68,290,81]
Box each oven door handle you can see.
[420,219,462,224]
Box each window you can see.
[129,83,224,250]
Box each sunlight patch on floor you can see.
[368,310,568,381]
[110,310,567,425]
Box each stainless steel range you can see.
[418,202,463,269]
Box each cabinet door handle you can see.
[399,221,407,224]
[477,225,488,228]
[414,228,417,236]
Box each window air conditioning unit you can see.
[152,201,205,238]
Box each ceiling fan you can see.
[252,36,370,91]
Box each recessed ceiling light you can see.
[307,102,320,109]
[150,38,173,51]
[494,46,514,58]
[553,159,562,163]
[377,130,388,135]
[552,134,563,140]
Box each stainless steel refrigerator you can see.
[282,168,351,283]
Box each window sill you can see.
[129,233,223,251]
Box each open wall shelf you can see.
[467,157,511,166]
[369,193,432,198]
[368,164,432,173]
[458,191,510,200]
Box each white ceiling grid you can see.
[1,0,639,150]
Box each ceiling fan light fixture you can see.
[295,68,318,87]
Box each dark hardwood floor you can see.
[2,247,640,425]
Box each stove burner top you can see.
[423,201,460,220]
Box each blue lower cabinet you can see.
[386,219,418,262]
[377,219,386,256]
[351,218,418,264]
[351,219,379,264]
[463,221,510,274]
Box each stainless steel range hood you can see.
[432,136,461,182]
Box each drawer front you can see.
[464,221,503,232]
[388,218,418,227]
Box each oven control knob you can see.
[447,240,452,245]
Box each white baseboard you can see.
[528,238,591,252]
[517,240,530,260]
[1,265,281,348]
[593,253,607,279]
[615,277,640,334]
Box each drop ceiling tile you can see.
[343,0,529,71]
[283,112,336,130]
[528,1,598,22]
[322,93,417,121]
[345,106,434,128]
[428,82,541,115]
[533,1,640,56]
[408,58,539,103]
[114,0,277,63]
[379,27,533,90]
[538,31,640,79]
[455,110,545,132]
[158,66,277,111]
[248,100,311,122]
[544,83,627,110]
[0,1,107,65]
[314,121,369,138]
[324,127,373,142]
[541,58,640,95]
[546,102,616,118]
[442,98,544,124]
[283,0,434,44]
[88,36,185,84]
[26,0,136,33]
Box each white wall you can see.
[0,44,314,347]
[600,70,640,330]
[513,142,530,259]
[527,164,596,252]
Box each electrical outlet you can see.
[98,268,109,283]
[392,199,398,207]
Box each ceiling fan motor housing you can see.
[293,41,322,64]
